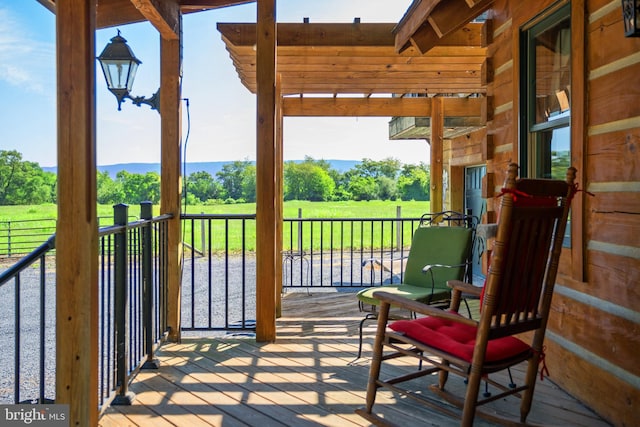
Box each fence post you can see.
[396,206,402,251]
[140,202,159,369]
[7,221,11,257]
[201,211,206,256]
[297,208,303,253]
[112,203,135,405]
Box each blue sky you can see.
[0,1,431,168]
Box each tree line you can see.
[0,150,430,206]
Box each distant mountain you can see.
[42,160,360,178]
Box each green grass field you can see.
[0,200,431,255]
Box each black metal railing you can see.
[281,217,424,289]
[0,208,478,410]
[0,203,171,412]
[0,216,138,257]
[180,213,257,333]
[0,236,55,404]
[97,203,171,408]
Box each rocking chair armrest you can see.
[447,279,483,298]
[372,291,478,327]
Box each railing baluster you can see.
[140,202,159,369]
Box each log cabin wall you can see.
[475,0,640,425]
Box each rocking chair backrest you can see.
[481,163,576,340]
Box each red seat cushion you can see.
[389,314,531,363]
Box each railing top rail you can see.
[0,235,55,287]
[284,217,424,222]
[181,213,257,220]
[98,213,174,237]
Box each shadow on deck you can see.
[99,291,610,427]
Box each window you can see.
[520,3,572,246]
[520,3,571,180]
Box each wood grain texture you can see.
[543,340,639,427]
[160,36,183,342]
[98,292,612,427]
[255,0,277,342]
[548,292,639,376]
[55,0,99,425]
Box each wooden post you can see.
[276,73,284,317]
[430,96,444,213]
[160,32,183,342]
[256,0,278,341]
[55,0,99,424]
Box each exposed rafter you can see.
[395,0,494,54]
[218,22,486,96]
[131,0,180,39]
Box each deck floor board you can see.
[99,291,610,427]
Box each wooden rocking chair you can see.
[356,163,577,426]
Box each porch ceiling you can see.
[36,0,256,29]
[217,22,487,96]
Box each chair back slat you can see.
[481,164,575,339]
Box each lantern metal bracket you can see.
[125,90,161,112]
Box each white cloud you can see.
[0,8,54,93]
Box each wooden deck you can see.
[99,291,610,427]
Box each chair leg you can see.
[461,368,483,427]
[357,313,377,359]
[364,302,391,414]
[520,355,540,422]
[438,360,449,390]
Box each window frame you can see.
[518,1,586,282]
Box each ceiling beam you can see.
[427,0,494,38]
[218,23,397,47]
[130,0,180,40]
[410,22,482,54]
[38,0,251,27]
[394,0,493,53]
[35,0,56,13]
[180,0,255,11]
[282,96,483,117]
[394,0,442,53]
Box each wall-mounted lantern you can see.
[97,30,160,112]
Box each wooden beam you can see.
[394,0,441,53]
[255,0,277,343]
[130,0,180,40]
[275,74,284,317]
[35,0,56,13]
[427,0,494,38]
[395,0,493,52]
[55,0,98,425]
[218,22,396,47]
[282,97,482,117]
[283,97,432,117]
[570,0,586,282]
[160,32,183,342]
[430,96,444,213]
[96,0,145,29]
[180,0,255,11]
[411,22,483,54]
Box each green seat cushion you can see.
[357,225,471,308]
[357,284,451,307]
